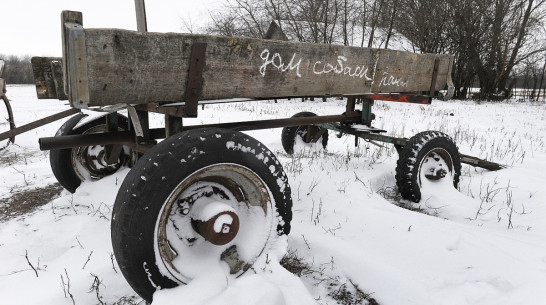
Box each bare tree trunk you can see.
[360,0,368,47]
[384,0,398,49]
[367,0,385,48]
[538,57,546,100]
[343,0,349,46]
[498,0,535,96]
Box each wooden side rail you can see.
[54,11,453,110]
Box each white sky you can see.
[0,0,222,57]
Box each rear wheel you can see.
[50,113,132,193]
[395,131,461,202]
[111,128,292,302]
[281,112,328,154]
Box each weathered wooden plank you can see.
[62,11,84,97]
[31,57,67,100]
[66,26,452,108]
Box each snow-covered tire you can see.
[111,128,292,302]
[395,131,461,202]
[281,112,328,154]
[50,113,131,193]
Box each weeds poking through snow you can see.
[301,234,311,249]
[89,273,105,305]
[110,252,119,273]
[280,249,380,304]
[330,280,379,305]
[110,296,145,305]
[25,250,39,277]
[280,249,314,277]
[82,251,93,270]
[307,178,320,195]
[60,269,75,305]
[0,183,62,222]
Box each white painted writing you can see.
[257,49,408,88]
[313,56,373,80]
[259,49,302,77]
[379,71,409,87]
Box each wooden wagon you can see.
[0,2,503,303]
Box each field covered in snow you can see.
[1,85,546,305]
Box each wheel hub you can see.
[420,150,453,182]
[72,125,130,181]
[156,164,274,283]
[191,204,240,246]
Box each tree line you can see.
[200,0,546,100]
[0,55,34,84]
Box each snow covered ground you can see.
[1,85,546,305]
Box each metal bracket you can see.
[184,43,207,117]
[127,106,145,138]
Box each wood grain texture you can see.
[31,57,67,100]
[69,29,452,107]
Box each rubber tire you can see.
[111,128,293,303]
[50,113,129,193]
[395,131,461,203]
[281,112,328,154]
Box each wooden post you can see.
[132,0,156,140]
[134,0,148,32]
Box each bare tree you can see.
[0,55,33,84]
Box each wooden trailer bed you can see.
[35,11,453,116]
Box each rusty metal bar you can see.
[360,94,430,104]
[346,97,356,113]
[0,108,80,142]
[460,154,505,171]
[135,103,186,117]
[38,113,361,151]
[165,115,183,138]
[148,113,361,139]
[182,113,361,132]
[39,130,133,151]
[184,43,207,117]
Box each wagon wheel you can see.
[281,112,328,154]
[50,113,133,193]
[395,131,461,202]
[111,128,292,302]
[0,94,16,152]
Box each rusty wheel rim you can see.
[71,125,130,181]
[418,148,454,186]
[155,164,275,283]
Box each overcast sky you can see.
[1,0,221,57]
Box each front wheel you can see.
[395,131,461,202]
[111,128,292,302]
